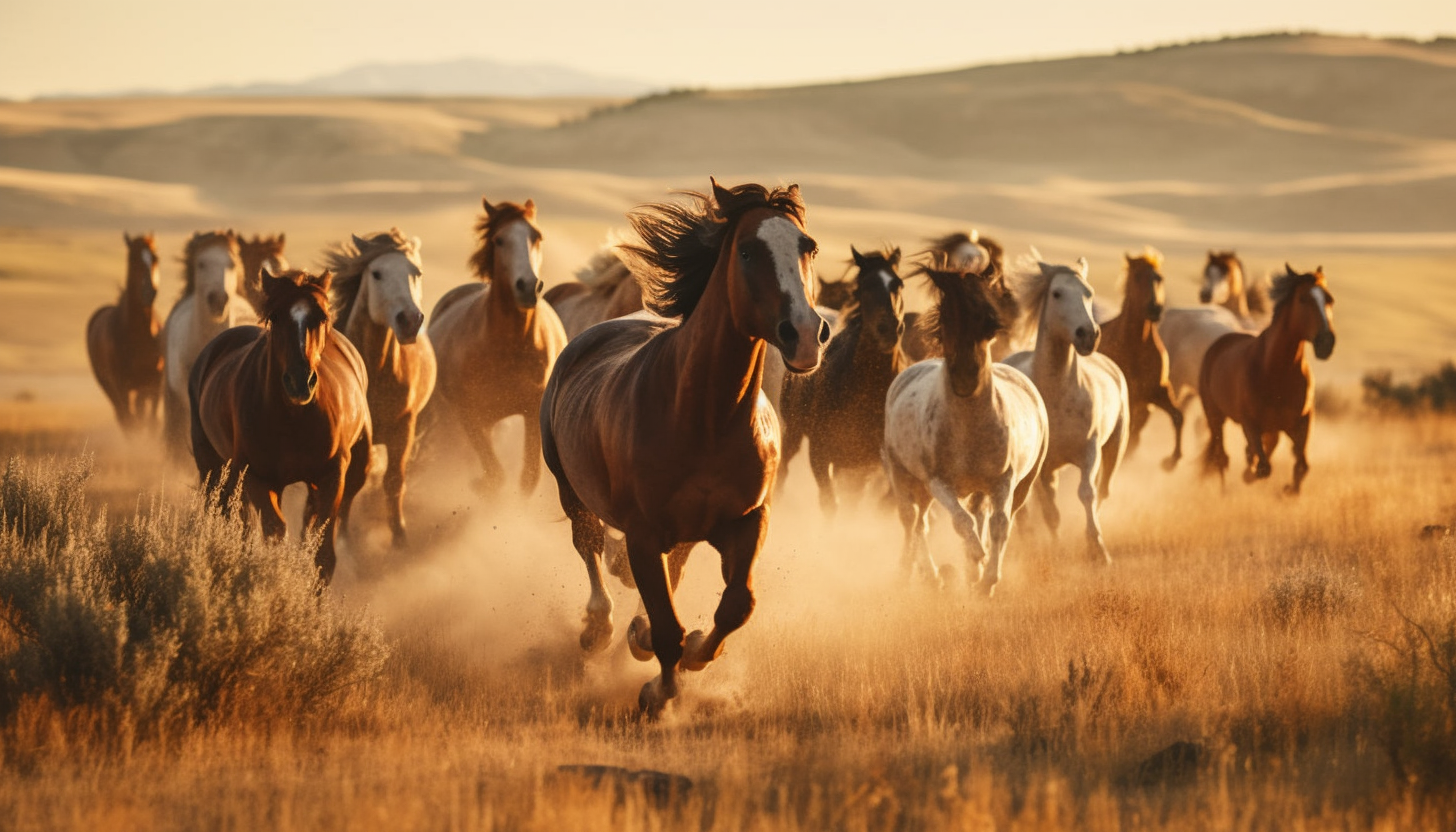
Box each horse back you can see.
[429,281,485,327]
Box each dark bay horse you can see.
[1200,265,1335,495]
[189,268,372,584]
[326,229,435,546]
[428,197,568,494]
[541,179,828,716]
[87,233,163,434]
[779,246,906,515]
[901,231,1013,362]
[238,233,289,318]
[1097,250,1184,470]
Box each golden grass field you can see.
[3,33,1456,830]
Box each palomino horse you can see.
[1003,256,1129,564]
[1200,265,1335,495]
[1097,249,1184,469]
[237,233,289,318]
[87,233,163,434]
[189,268,372,584]
[541,180,827,716]
[882,259,1048,595]
[544,246,646,339]
[1159,250,1265,406]
[325,229,436,546]
[779,246,906,515]
[901,231,1015,363]
[161,230,243,456]
[429,197,568,494]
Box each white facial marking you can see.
[880,269,896,291]
[756,216,807,296]
[1310,286,1331,327]
[140,249,154,269]
[291,300,312,353]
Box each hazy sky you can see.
[2,0,1453,98]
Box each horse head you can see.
[1037,257,1099,356]
[477,197,543,309]
[185,230,241,321]
[1123,248,1166,323]
[1200,250,1241,304]
[919,258,1006,397]
[712,179,828,372]
[124,232,160,307]
[850,245,905,354]
[262,267,334,406]
[353,232,425,344]
[1276,264,1336,360]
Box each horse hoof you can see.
[681,629,719,671]
[627,615,654,662]
[975,578,998,599]
[1282,484,1301,497]
[1161,456,1179,472]
[391,528,409,550]
[579,615,613,653]
[638,676,675,718]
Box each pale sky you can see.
[1,0,1453,99]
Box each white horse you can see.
[1159,251,1262,406]
[325,230,437,547]
[882,262,1048,596]
[161,230,243,456]
[1002,255,1129,564]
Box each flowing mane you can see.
[323,228,422,325]
[917,256,1009,357]
[1268,267,1332,312]
[178,230,238,300]
[467,201,537,282]
[623,181,806,320]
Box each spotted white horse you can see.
[1002,254,1129,564]
[161,230,244,457]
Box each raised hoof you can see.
[680,629,720,672]
[1282,483,1302,497]
[975,577,998,598]
[1161,455,1180,472]
[627,615,654,662]
[579,614,614,654]
[638,676,675,718]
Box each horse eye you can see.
[1052,290,1062,300]
[739,247,751,261]
[371,269,382,280]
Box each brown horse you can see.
[237,233,289,318]
[779,246,906,515]
[189,267,372,584]
[86,233,163,434]
[544,246,647,339]
[325,229,435,547]
[902,231,1014,362]
[541,180,827,716]
[428,197,568,494]
[1200,265,1335,495]
[1097,249,1184,470]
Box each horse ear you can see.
[123,232,133,245]
[1285,262,1297,276]
[522,199,536,220]
[315,270,334,295]
[277,232,285,245]
[1076,257,1089,277]
[786,183,801,200]
[709,177,733,207]
[851,246,866,268]
[888,247,902,268]
[351,234,368,251]
[1124,252,1134,263]
[481,197,496,217]
[410,236,423,255]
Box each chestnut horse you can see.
[1097,249,1184,469]
[882,259,1047,595]
[544,246,646,339]
[325,229,435,546]
[779,246,906,515]
[161,230,243,456]
[901,231,1014,363]
[428,197,568,494]
[189,268,372,584]
[238,233,289,318]
[1200,265,1335,495]
[86,233,163,434]
[541,180,827,716]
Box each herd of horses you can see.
[85,180,1337,715]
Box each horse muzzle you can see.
[1074,325,1100,356]
[393,308,425,345]
[1313,331,1335,360]
[1146,302,1164,323]
[1198,288,1213,304]
[282,368,319,405]
[513,278,543,309]
[777,315,831,374]
[206,290,228,319]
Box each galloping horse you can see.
[161,230,243,455]
[541,180,827,715]
[779,246,906,515]
[86,233,163,434]
[1003,256,1129,564]
[429,197,568,494]
[325,229,436,546]
[189,268,372,585]
[1159,251,1264,406]
[882,259,1047,595]
[901,231,1015,363]
[1097,249,1183,469]
[237,233,289,318]
[1200,265,1335,494]
[544,246,646,339]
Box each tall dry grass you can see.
[1,412,1455,830]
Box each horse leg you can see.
[628,541,693,660]
[682,507,766,672]
[1286,413,1312,495]
[382,415,416,547]
[777,416,806,491]
[979,484,1016,596]
[1201,401,1230,489]
[244,478,287,541]
[809,448,837,518]
[307,465,347,586]
[929,479,989,590]
[1150,383,1184,471]
[1035,469,1061,538]
[520,408,543,497]
[560,485,613,654]
[163,386,190,461]
[1078,449,1112,565]
[1241,422,1272,483]
[628,535,686,718]
[1125,401,1149,458]
[338,436,371,544]
[885,457,933,580]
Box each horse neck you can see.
[942,338,995,405]
[1030,308,1077,384]
[845,318,901,383]
[121,269,155,329]
[1258,304,1309,376]
[1221,265,1250,318]
[344,296,399,374]
[660,263,765,431]
[484,274,536,339]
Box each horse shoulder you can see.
[543,281,588,307]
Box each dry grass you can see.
[0,411,1453,830]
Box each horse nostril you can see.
[1075,326,1090,341]
[307,371,318,390]
[817,319,831,345]
[777,320,798,346]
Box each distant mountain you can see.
[188,58,655,98]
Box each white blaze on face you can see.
[291,300,312,355]
[879,269,897,291]
[1310,285,1332,328]
[756,216,810,298]
[140,249,153,269]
